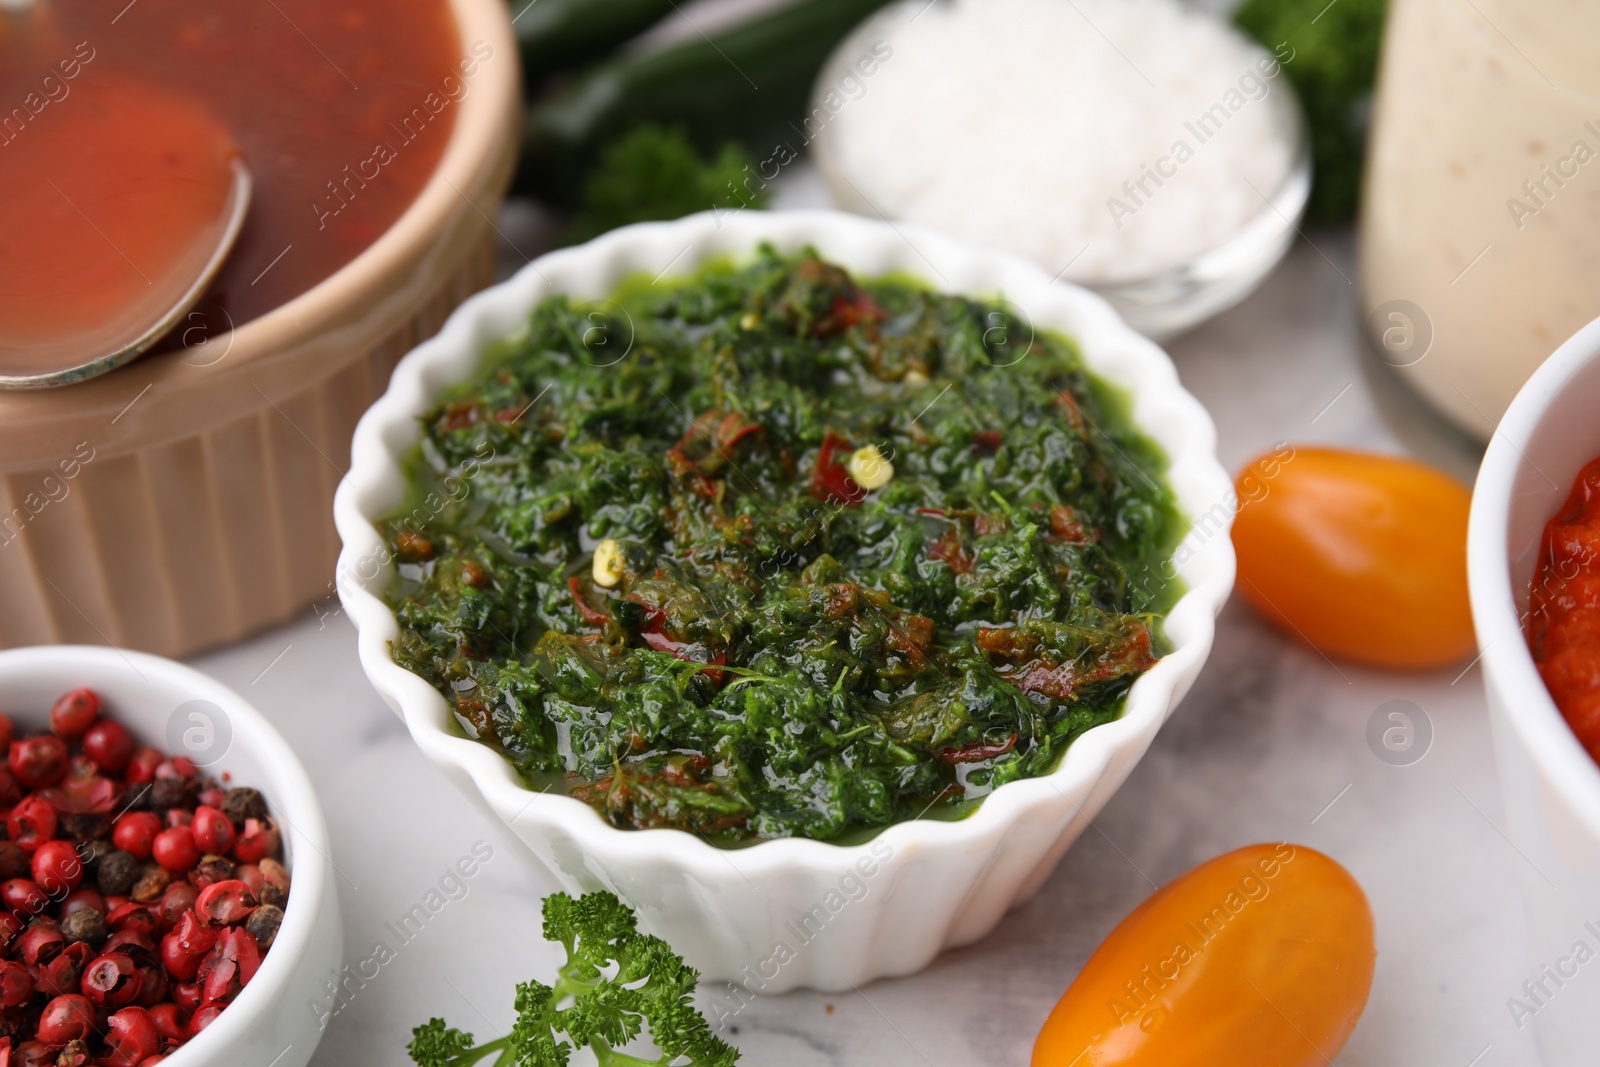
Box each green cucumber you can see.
[510,0,677,81]
[517,0,898,202]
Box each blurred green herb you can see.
[408,890,739,1067]
[509,0,676,83]
[517,0,897,203]
[1234,0,1388,222]
[566,125,766,244]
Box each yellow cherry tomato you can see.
[1231,447,1474,669]
[1033,844,1375,1067]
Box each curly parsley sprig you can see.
[408,891,739,1067]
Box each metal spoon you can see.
[0,157,251,390]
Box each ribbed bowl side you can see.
[495,729,1127,992]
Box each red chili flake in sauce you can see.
[815,290,887,336]
[623,597,726,685]
[937,734,1018,766]
[567,578,611,627]
[808,430,867,506]
[972,430,1003,456]
[929,527,975,575]
[1057,391,1089,437]
[975,623,1157,700]
[1049,504,1095,545]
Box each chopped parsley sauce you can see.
[382,248,1183,844]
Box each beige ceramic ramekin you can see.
[0,0,520,658]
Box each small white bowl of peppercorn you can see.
[0,646,338,1067]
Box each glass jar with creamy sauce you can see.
[1360,0,1600,438]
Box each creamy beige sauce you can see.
[1361,0,1600,437]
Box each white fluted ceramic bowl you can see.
[0,647,339,1066]
[334,210,1234,992]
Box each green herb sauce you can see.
[381,247,1184,844]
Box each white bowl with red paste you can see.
[336,209,1235,992]
[1469,313,1600,1067]
[0,647,338,1067]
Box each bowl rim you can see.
[0,645,332,1064]
[334,208,1237,874]
[1468,313,1600,835]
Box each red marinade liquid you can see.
[0,0,464,334]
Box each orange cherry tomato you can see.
[1231,447,1474,669]
[1033,844,1375,1067]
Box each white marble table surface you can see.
[189,198,1542,1066]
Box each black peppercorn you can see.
[56,814,109,843]
[130,864,169,904]
[220,787,268,827]
[119,781,153,811]
[60,908,107,947]
[77,839,112,872]
[96,851,140,897]
[187,855,235,890]
[0,842,28,881]
[245,904,283,949]
[149,776,194,810]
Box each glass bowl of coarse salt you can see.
[807,0,1311,340]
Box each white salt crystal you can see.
[814,0,1299,283]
